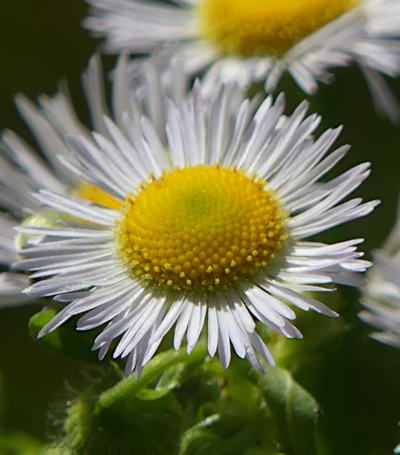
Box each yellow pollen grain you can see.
[74,182,122,210]
[115,165,287,293]
[197,0,362,57]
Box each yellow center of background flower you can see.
[197,0,361,57]
[74,183,122,210]
[115,165,287,293]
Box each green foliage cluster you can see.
[0,285,395,455]
[0,310,320,455]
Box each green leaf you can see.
[179,429,221,455]
[29,310,100,364]
[135,387,172,400]
[179,415,221,455]
[179,410,272,455]
[254,365,319,455]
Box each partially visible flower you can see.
[84,0,400,121]
[359,197,400,347]
[0,214,33,306]
[15,76,377,376]
[0,54,186,305]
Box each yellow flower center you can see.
[74,183,122,210]
[197,0,361,57]
[16,185,122,250]
[115,165,287,293]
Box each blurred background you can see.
[0,1,400,454]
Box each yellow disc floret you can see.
[115,165,287,293]
[197,0,361,57]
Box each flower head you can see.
[16,70,378,376]
[0,54,185,305]
[84,0,400,121]
[360,198,400,348]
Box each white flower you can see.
[359,197,400,348]
[15,73,378,376]
[84,0,400,121]
[0,54,185,306]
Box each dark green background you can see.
[0,1,400,453]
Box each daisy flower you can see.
[84,0,400,121]
[15,76,378,376]
[359,198,400,347]
[0,54,184,306]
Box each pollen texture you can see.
[115,165,287,293]
[197,0,361,57]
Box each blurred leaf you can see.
[40,445,75,455]
[0,431,43,455]
[65,386,184,455]
[254,365,319,455]
[272,292,345,374]
[244,450,280,455]
[135,387,172,400]
[29,310,100,364]
[157,363,186,391]
[48,344,209,455]
[0,373,4,420]
[136,352,206,399]
[97,342,207,411]
[179,410,270,455]
[179,414,223,455]
[179,428,221,455]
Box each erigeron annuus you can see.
[197,0,361,57]
[84,0,400,120]
[15,77,378,376]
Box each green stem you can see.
[96,342,207,411]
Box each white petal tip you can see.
[37,327,49,339]
[173,340,182,351]
[207,348,216,358]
